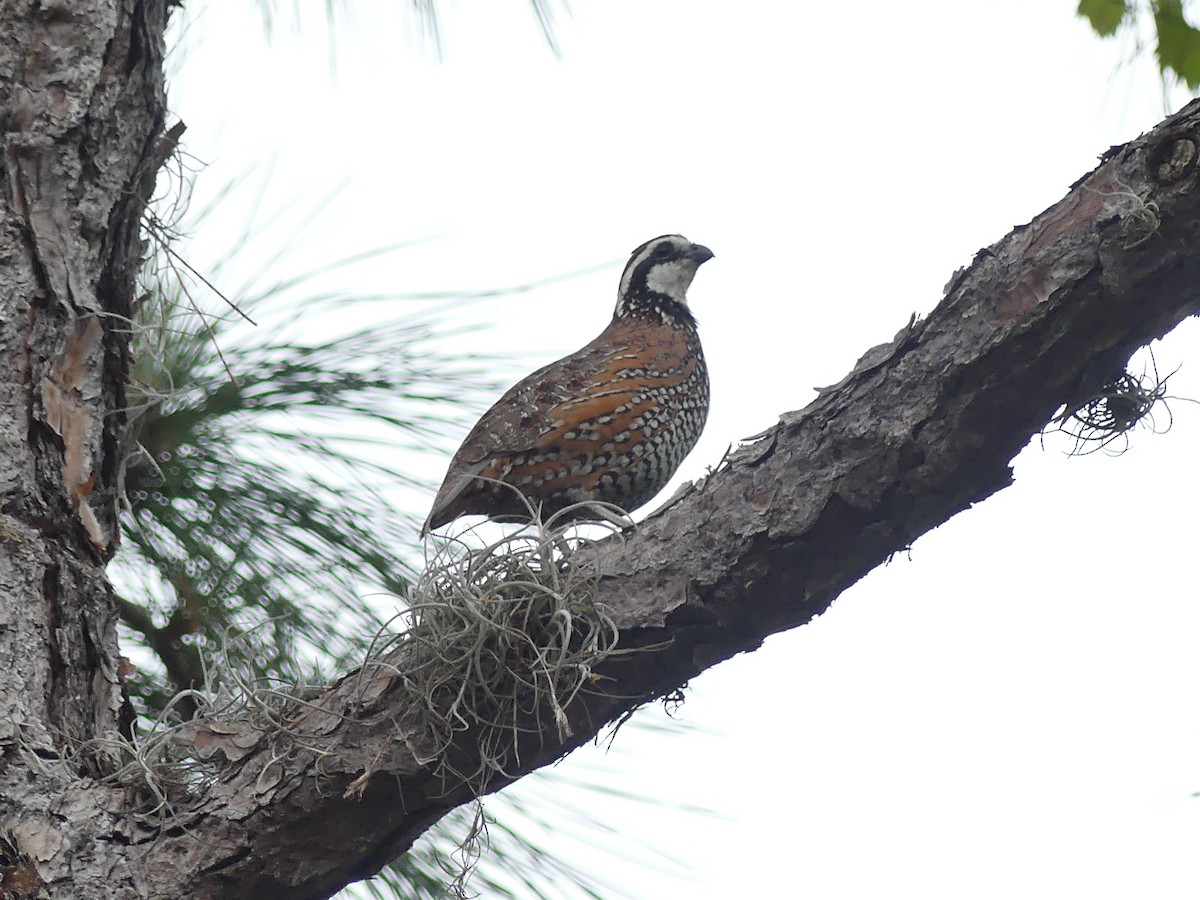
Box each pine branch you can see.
[117,97,1200,897]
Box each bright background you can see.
[166,3,1200,897]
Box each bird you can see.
[422,234,714,535]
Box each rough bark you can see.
[1,2,1199,896]
[0,0,169,894]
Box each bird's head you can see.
[615,234,714,323]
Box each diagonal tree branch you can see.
[108,100,1200,897]
[4,5,1199,895]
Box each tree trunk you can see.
[0,0,169,896]
[2,3,1200,897]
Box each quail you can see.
[422,234,713,534]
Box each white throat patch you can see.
[644,259,698,304]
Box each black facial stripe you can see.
[629,234,683,259]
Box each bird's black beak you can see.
[689,244,714,264]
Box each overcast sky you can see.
[168,3,1200,897]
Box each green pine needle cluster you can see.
[114,210,488,717]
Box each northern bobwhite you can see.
[422,234,713,534]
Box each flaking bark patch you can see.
[40,315,109,553]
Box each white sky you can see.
[168,2,1200,897]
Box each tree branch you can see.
[115,593,205,717]
[3,5,1198,894]
[119,101,1200,897]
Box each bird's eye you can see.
[654,244,674,259]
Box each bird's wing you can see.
[449,320,652,460]
[424,321,636,527]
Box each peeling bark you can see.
[0,0,168,895]
[1,1,1199,896]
